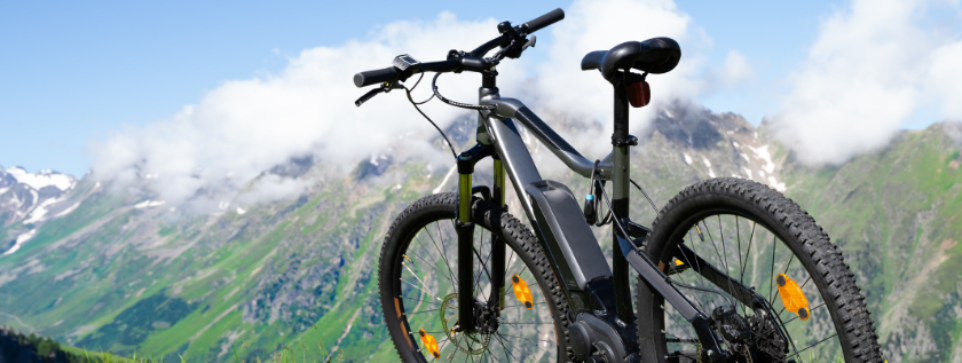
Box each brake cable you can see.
[432,73,495,111]
[629,178,659,213]
[593,175,736,310]
[402,73,458,159]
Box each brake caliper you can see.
[776,273,810,321]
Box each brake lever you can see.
[521,35,537,51]
[355,82,404,107]
[355,87,384,107]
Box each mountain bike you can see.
[355,8,883,363]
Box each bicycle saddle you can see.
[581,37,681,81]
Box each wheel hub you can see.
[747,313,787,361]
[711,306,788,362]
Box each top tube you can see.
[481,96,614,180]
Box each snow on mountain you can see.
[0,165,82,255]
[4,166,75,191]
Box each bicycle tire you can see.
[634,178,883,362]
[378,192,575,362]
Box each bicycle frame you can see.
[452,70,734,357]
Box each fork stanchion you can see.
[456,171,476,333]
[454,143,494,334]
[489,156,508,309]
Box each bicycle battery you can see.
[524,180,612,291]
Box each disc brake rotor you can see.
[439,293,492,355]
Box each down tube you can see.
[482,115,612,302]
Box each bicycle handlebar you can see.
[520,8,564,34]
[353,67,399,88]
[353,8,564,88]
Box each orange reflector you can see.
[511,274,534,309]
[418,329,440,358]
[776,273,810,321]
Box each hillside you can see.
[0,103,959,362]
[782,122,962,362]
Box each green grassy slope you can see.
[780,123,962,362]
[2,105,958,362]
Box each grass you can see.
[60,339,347,363]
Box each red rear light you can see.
[628,81,651,108]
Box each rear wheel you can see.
[635,178,883,362]
[378,193,573,362]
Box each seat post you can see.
[610,80,633,323]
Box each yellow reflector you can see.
[418,329,440,358]
[511,274,534,309]
[674,259,684,266]
[776,273,810,321]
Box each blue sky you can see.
[2,0,959,177]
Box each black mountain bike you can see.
[354,8,883,363]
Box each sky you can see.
[2,1,961,194]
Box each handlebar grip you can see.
[521,8,565,34]
[353,67,399,88]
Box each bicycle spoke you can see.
[497,321,553,326]
[784,302,826,324]
[426,222,458,287]
[500,301,546,309]
[769,234,777,303]
[411,238,458,289]
[401,278,439,301]
[515,262,529,280]
[493,333,518,362]
[681,229,711,313]
[391,207,561,363]
[405,307,444,315]
[736,216,743,284]
[401,296,441,305]
[472,245,493,297]
[702,219,736,310]
[740,221,756,283]
[734,216,744,315]
[674,242,709,313]
[788,332,838,360]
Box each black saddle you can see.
[581,37,681,81]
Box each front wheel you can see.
[635,178,883,362]
[378,193,573,362]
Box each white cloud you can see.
[90,1,751,209]
[91,12,513,209]
[771,0,962,165]
[530,0,750,157]
[716,50,752,88]
[929,41,962,118]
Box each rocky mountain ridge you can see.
[0,105,959,362]
[0,166,79,255]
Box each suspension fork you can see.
[455,143,494,333]
[488,156,507,308]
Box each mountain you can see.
[0,166,79,255]
[0,104,959,362]
[782,122,962,362]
